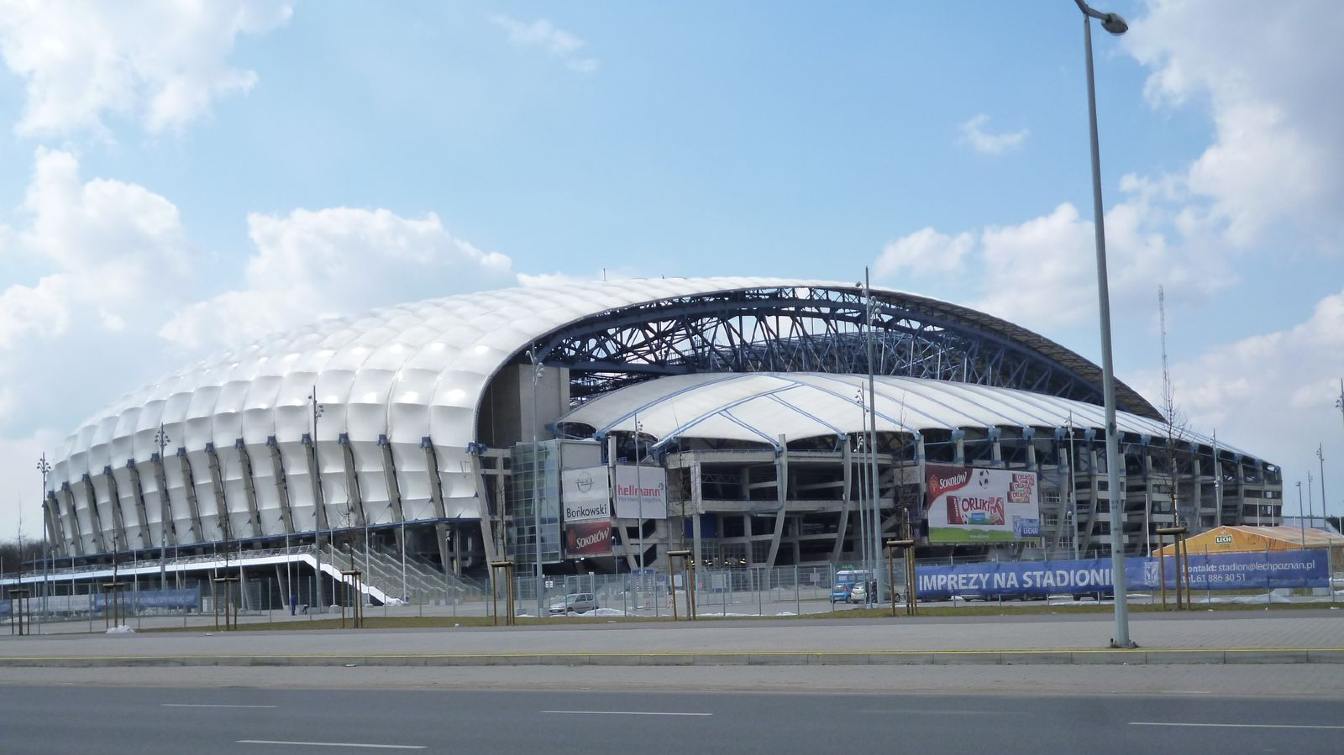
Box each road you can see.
[1,682,1341,754]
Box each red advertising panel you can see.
[564,520,613,557]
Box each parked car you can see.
[848,583,868,604]
[830,569,874,604]
[548,592,598,615]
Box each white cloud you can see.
[0,150,196,538]
[0,0,293,137]
[160,207,517,351]
[1129,289,1344,506]
[875,227,974,277]
[0,148,191,350]
[1127,0,1344,248]
[490,15,599,73]
[958,114,1029,155]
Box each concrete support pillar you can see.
[990,431,1003,468]
[151,453,177,547]
[126,460,150,549]
[378,435,406,524]
[46,492,66,558]
[42,497,61,558]
[235,440,264,538]
[421,438,448,519]
[690,460,704,568]
[62,483,85,556]
[103,466,130,553]
[953,430,966,464]
[831,442,851,562]
[765,434,788,569]
[303,434,329,534]
[205,443,232,542]
[338,434,365,527]
[177,449,205,544]
[467,451,498,567]
[82,474,107,553]
[744,514,754,566]
[434,522,454,577]
[267,438,295,535]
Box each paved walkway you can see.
[2,610,1341,667]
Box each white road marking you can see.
[237,741,426,750]
[159,698,278,703]
[1130,722,1344,730]
[1157,690,1212,695]
[542,710,712,717]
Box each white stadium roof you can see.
[556,372,1250,456]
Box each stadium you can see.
[31,278,1282,604]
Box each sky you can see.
[1,1,1342,539]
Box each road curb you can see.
[2,648,1342,668]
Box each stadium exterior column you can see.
[338,434,366,527]
[466,449,498,567]
[81,474,108,553]
[46,492,66,558]
[990,429,1003,468]
[378,435,406,525]
[303,434,330,535]
[235,440,264,538]
[266,438,295,536]
[831,441,851,563]
[204,444,232,542]
[421,438,448,519]
[102,466,129,553]
[765,434,788,569]
[744,513,754,566]
[126,460,150,550]
[691,460,704,568]
[177,449,205,543]
[62,484,85,556]
[151,453,176,547]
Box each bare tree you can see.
[1158,286,1190,532]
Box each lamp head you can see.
[1101,13,1128,35]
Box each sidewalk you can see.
[1,610,1341,667]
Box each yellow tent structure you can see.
[1153,525,1344,563]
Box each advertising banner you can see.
[613,465,667,520]
[913,549,1330,599]
[564,520,613,557]
[924,463,1039,543]
[561,466,611,523]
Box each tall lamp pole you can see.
[309,386,325,607]
[154,425,170,590]
[1074,0,1134,648]
[528,349,545,619]
[37,454,52,625]
[1317,445,1327,530]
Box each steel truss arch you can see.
[526,284,1160,419]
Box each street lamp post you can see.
[528,349,545,619]
[37,454,52,628]
[1317,445,1327,531]
[1073,0,1134,648]
[309,386,326,608]
[863,268,883,606]
[154,425,170,591]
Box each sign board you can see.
[912,549,1329,598]
[924,463,1040,543]
[564,520,613,557]
[613,465,667,520]
[561,466,611,523]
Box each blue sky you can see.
[1,1,1342,535]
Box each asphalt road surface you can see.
[1,684,1341,754]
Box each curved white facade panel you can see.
[48,277,837,555]
[556,372,1253,456]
